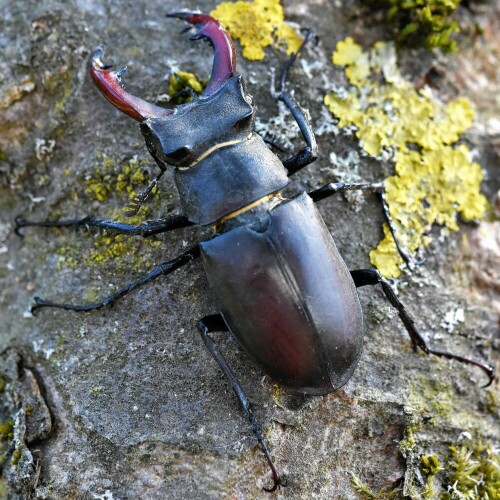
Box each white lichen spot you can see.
[32,339,54,359]
[91,491,115,500]
[35,138,56,161]
[441,308,465,333]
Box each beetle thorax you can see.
[140,76,255,170]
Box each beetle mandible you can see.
[16,11,495,492]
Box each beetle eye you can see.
[233,112,253,130]
[167,146,191,163]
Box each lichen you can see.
[0,421,13,441]
[210,0,302,61]
[168,71,206,104]
[0,76,36,109]
[402,374,500,497]
[85,154,151,203]
[55,153,163,272]
[325,39,487,278]
[407,375,458,423]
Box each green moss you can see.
[42,67,75,125]
[325,39,486,278]
[0,375,5,393]
[439,441,500,499]
[399,411,422,452]
[409,376,454,420]
[351,473,400,499]
[53,73,74,114]
[10,449,21,466]
[0,478,8,498]
[368,0,461,52]
[485,388,499,414]
[405,377,499,498]
[421,454,443,499]
[0,421,13,441]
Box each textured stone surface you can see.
[0,1,498,498]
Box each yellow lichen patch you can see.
[168,71,206,104]
[86,155,151,203]
[56,154,164,272]
[86,207,162,271]
[211,0,302,61]
[324,40,487,278]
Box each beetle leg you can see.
[123,170,165,217]
[197,314,284,492]
[271,29,319,176]
[15,213,193,238]
[350,268,496,388]
[30,246,200,314]
[309,181,424,270]
[167,12,236,97]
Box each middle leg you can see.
[31,245,200,314]
[15,213,194,238]
[309,181,421,269]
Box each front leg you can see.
[15,213,194,238]
[271,29,318,176]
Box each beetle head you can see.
[90,12,246,170]
[139,76,255,170]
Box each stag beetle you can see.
[16,12,494,492]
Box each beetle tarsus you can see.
[124,171,164,216]
[14,214,193,237]
[14,216,27,237]
[378,189,425,270]
[277,28,316,95]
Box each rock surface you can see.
[1,0,498,498]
